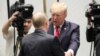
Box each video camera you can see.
[85,3,100,29]
[85,3,100,42]
[9,1,34,37]
[10,1,34,27]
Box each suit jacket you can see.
[48,21,80,55]
[19,29,64,56]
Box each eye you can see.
[27,21,32,23]
[52,14,55,16]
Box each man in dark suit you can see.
[48,2,80,56]
[19,12,64,56]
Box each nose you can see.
[53,15,57,21]
[24,22,28,26]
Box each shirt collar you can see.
[54,22,64,29]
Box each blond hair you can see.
[50,2,67,14]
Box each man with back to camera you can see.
[48,2,80,56]
[2,11,34,56]
[19,12,65,56]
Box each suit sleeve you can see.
[50,38,65,56]
[68,25,80,55]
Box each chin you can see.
[53,23,57,26]
[24,30,28,33]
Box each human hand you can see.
[87,17,92,25]
[64,51,72,56]
[85,8,92,25]
[9,11,19,22]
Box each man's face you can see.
[23,19,33,34]
[51,12,66,26]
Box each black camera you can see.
[10,1,34,27]
[16,4,34,19]
[85,3,100,28]
[85,3,100,42]
[10,1,34,37]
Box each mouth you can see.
[53,21,58,25]
[24,26,28,30]
[53,21,57,23]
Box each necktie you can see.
[55,26,60,38]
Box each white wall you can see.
[0,0,7,56]
[0,0,99,56]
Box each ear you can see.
[44,20,49,30]
[64,12,67,18]
[45,20,49,26]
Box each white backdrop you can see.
[0,0,97,56]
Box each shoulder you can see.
[40,33,56,45]
[45,33,60,43]
[28,25,35,34]
[22,33,33,44]
[66,21,79,26]
[22,33,54,43]
[45,33,54,41]
[65,21,80,29]
[48,21,53,26]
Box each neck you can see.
[36,26,47,32]
[23,32,28,35]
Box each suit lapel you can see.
[48,21,71,42]
[59,21,71,41]
[48,22,54,35]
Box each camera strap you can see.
[13,27,22,56]
[15,37,21,56]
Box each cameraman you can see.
[2,11,35,56]
[86,16,95,42]
[86,9,100,56]
[86,16,100,56]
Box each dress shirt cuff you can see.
[67,49,74,56]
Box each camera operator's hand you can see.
[85,10,92,25]
[2,11,19,35]
[9,11,19,22]
[87,17,92,25]
[65,51,72,56]
[86,16,93,30]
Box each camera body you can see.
[86,3,100,28]
[10,1,34,27]
[16,4,33,19]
